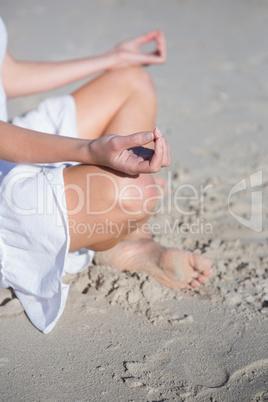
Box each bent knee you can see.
[128,67,156,94]
[118,174,158,218]
[112,66,156,97]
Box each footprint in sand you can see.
[124,351,171,377]
[230,359,268,400]
[163,337,229,389]
[123,348,228,391]
[181,355,229,388]
[230,359,268,383]
[195,359,268,401]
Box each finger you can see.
[162,137,172,166]
[153,127,162,139]
[155,30,167,59]
[140,30,166,61]
[123,128,161,174]
[135,30,162,46]
[142,51,166,64]
[121,31,159,50]
[161,137,169,166]
[129,136,163,174]
[154,128,171,166]
[112,131,154,152]
[128,51,165,65]
[149,136,164,172]
[154,128,167,164]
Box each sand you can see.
[1,0,268,400]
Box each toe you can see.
[190,253,212,274]
[203,270,212,277]
[197,274,207,284]
[190,279,201,288]
[191,270,199,279]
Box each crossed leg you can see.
[72,66,157,139]
[62,66,212,289]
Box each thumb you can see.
[117,131,154,149]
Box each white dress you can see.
[0,17,94,334]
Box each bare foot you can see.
[94,239,212,289]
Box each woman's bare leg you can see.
[63,164,212,289]
[72,66,157,139]
[63,164,158,252]
[67,67,212,289]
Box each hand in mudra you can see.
[110,30,167,68]
[88,127,171,175]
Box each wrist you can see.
[103,49,122,69]
[75,139,93,165]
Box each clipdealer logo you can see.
[228,170,263,232]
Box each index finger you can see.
[155,31,166,59]
[149,136,164,172]
[134,136,164,174]
[135,30,162,46]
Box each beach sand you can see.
[1,0,268,400]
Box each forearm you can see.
[2,51,117,98]
[0,121,91,164]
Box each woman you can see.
[0,17,212,333]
